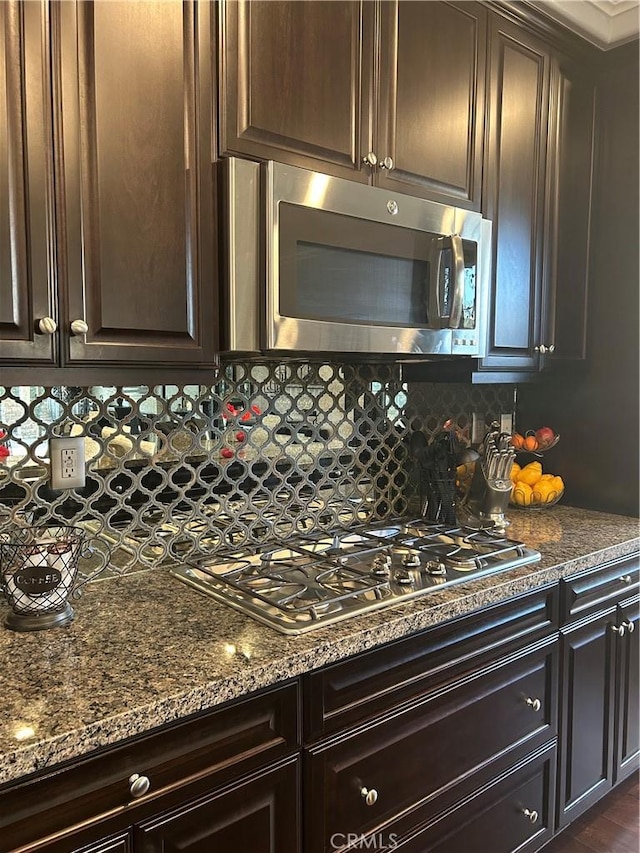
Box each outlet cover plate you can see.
[50,436,86,490]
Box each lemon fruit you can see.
[512,482,533,506]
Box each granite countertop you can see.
[0,505,638,788]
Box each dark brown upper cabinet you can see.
[376,1,486,207]
[220,0,375,183]
[0,0,58,366]
[220,1,486,208]
[479,14,551,374]
[478,18,597,377]
[1,0,218,372]
[55,0,217,365]
[540,53,596,367]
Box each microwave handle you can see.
[448,234,465,329]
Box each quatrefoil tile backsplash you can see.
[0,362,513,579]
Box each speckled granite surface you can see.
[0,505,637,788]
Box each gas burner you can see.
[171,516,541,634]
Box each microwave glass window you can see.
[286,242,431,327]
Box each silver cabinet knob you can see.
[534,344,547,354]
[620,575,633,585]
[37,317,57,335]
[611,624,626,637]
[526,697,541,712]
[128,773,150,798]
[360,786,378,806]
[522,808,539,824]
[362,152,378,168]
[379,156,394,171]
[548,344,555,353]
[623,620,635,633]
[70,319,89,336]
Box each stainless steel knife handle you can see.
[448,234,465,329]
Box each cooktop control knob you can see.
[425,560,447,576]
[394,570,413,585]
[372,554,392,577]
[402,553,421,568]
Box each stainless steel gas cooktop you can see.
[170,518,541,634]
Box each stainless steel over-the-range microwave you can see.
[221,158,492,358]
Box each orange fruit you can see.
[510,433,525,449]
[523,435,539,452]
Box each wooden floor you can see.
[544,774,639,853]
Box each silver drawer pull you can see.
[379,156,394,171]
[129,773,150,798]
[623,620,635,633]
[360,786,378,806]
[362,152,378,167]
[611,624,626,637]
[525,697,541,712]
[620,575,633,585]
[522,808,538,824]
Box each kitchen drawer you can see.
[304,585,557,742]
[305,637,557,853]
[393,742,556,853]
[1,681,300,851]
[135,756,300,853]
[560,555,639,624]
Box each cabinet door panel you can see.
[615,599,640,781]
[135,759,299,853]
[544,55,596,364]
[481,17,549,372]
[376,1,486,207]
[0,0,56,364]
[57,0,216,364]
[557,609,616,827]
[221,0,373,182]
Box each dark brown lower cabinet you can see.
[615,598,640,782]
[135,758,299,853]
[557,558,640,829]
[3,569,638,853]
[394,744,556,853]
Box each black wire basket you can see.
[0,524,107,631]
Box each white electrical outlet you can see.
[50,436,86,489]
[500,413,513,434]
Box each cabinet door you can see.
[542,53,596,365]
[55,0,217,365]
[557,608,616,828]
[0,0,57,364]
[135,759,299,853]
[479,16,550,373]
[376,1,486,208]
[615,599,640,782]
[221,0,374,182]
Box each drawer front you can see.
[561,555,639,624]
[135,757,300,853]
[305,586,557,742]
[305,639,557,852]
[395,743,556,853]
[1,681,300,851]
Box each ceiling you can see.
[528,0,640,48]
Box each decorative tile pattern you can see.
[0,363,514,578]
